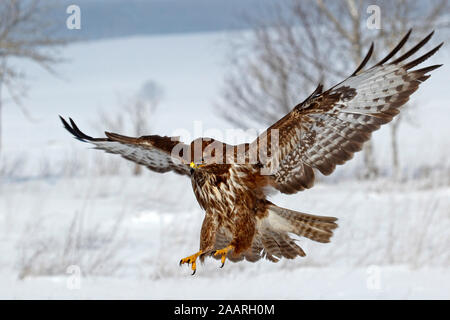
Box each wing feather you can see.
[251,30,443,194]
[60,116,190,176]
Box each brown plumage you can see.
[60,30,443,274]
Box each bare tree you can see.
[218,0,449,179]
[374,0,449,179]
[0,0,66,156]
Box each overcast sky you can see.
[53,0,281,40]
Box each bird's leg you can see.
[179,250,203,275]
[214,245,234,268]
[179,212,216,275]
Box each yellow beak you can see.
[190,162,205,169]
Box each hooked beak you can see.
[190,162,204,175]
[190,162,205,170]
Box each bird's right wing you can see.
[60,116,191,176]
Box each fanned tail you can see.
[256,204,338,262]
[267,204,338,243]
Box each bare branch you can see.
[0,0,67,155]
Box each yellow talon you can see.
[214,245,234,268]
[179,250,203,275]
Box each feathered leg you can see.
[214,210,256,268]
[180,211,216,275]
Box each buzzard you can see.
[60,30,442,274]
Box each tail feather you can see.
[266,204,338,243]
[255,204,338,262]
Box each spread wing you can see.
[60,116,190,176]
[252,30,443,194]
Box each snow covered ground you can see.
[0,174,448,299]
[3,266,448,299]
[0,30,449,299]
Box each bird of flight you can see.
[60,30,442,274]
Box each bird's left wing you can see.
[251,30,443,194]
[60,116,190,176]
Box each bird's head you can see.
[189,137,222,164]
[187,137,229,175]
